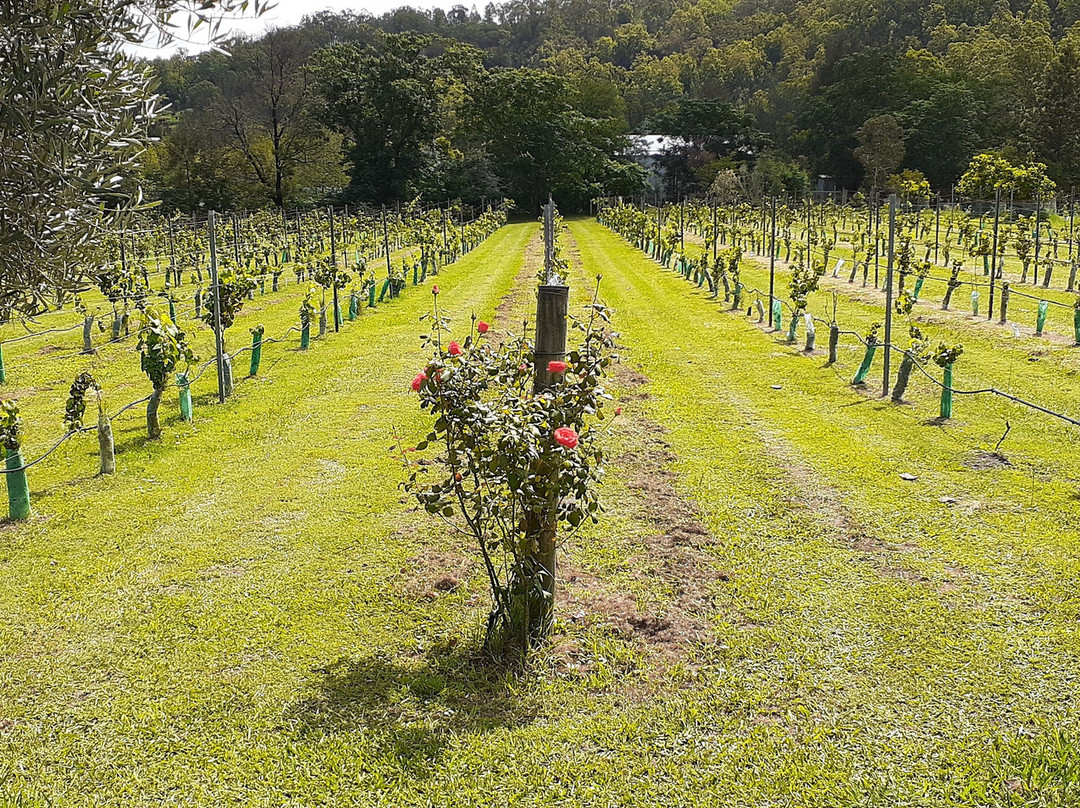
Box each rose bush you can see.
[406,283,616,654]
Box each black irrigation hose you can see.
[1,321,86,345]
[888,343,1080,428]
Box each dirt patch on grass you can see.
[493,230,543,331]
[401,547,475,601]
[557,395,729,666]
[617,365,650,400]
[962,450,1012,470]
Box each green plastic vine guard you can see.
[368,284,376,308]
[1037,300,1049,335]
[413,265,419,285]
[249,332,263,377]
[334,301,343,329]
[971,289,980,316]
[771,299,783,332]
[5,448,30,521]
[300,324,310,350]
[787,313,798,343]
[852,344,877,385]
[348,293,358,321]
[168,299,176,322]
[940,363,954,418]
[913,277,925,301]
[0,343,5,384]
[177,372,193,422]
[378,278,391,303]
[1074,308,1080,345]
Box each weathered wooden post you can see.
[208,211,227,404]
[529,197,568,640]
[883,195,897,397]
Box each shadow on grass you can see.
[283,645,534,774]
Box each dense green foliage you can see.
[145,0,1080,210]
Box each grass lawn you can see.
[1,218,1078,806]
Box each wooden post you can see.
[208,211,226,404]
[329,206,340,333]
[768,196,777,328]
[532,278,568,639]
[934,196,941,265]
[883,195,896,397]
[988,190,1001,320]
[382,207,392,278]
[1034,188,1042,285]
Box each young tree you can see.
[138,308,196,439]
[855,114,906,196]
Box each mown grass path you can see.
[558,218,1080,804]
[0,224,534,805]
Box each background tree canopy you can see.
[141,0,1080,212]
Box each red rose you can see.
[553,426,578,449]
[615,407,623,415]
[547,360,568,374]
[477,321,490,334]
[411,372,427,391]
[432,284,440,295]
[448,341,462,356]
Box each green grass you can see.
[1,218,1078,806]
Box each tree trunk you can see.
[146,388,163,439]
[891,354,915,402]
[97,406,115,475]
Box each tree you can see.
[313,33,483,204]
[644,99,766,197]
[957,153,1056,200]
[854,114,905,195]
[206,28,346,207]
[467,68,644,210]
[138,307,196,439]
[889,169,931,202]
[0,0,260,317]
[1028,40,1080,187]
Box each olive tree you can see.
[0,0,263,317]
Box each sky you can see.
[129,0,468,57]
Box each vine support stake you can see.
[988,189,1001,321]
[249,330,263,377]
[208,211,226,404]
[531,278,569,635]
[940,364,954,419]
[329,205,340,333]
[768,196,777,328]
[883,194,897,397]
[177,372,193,422]
[4,448,29,521]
